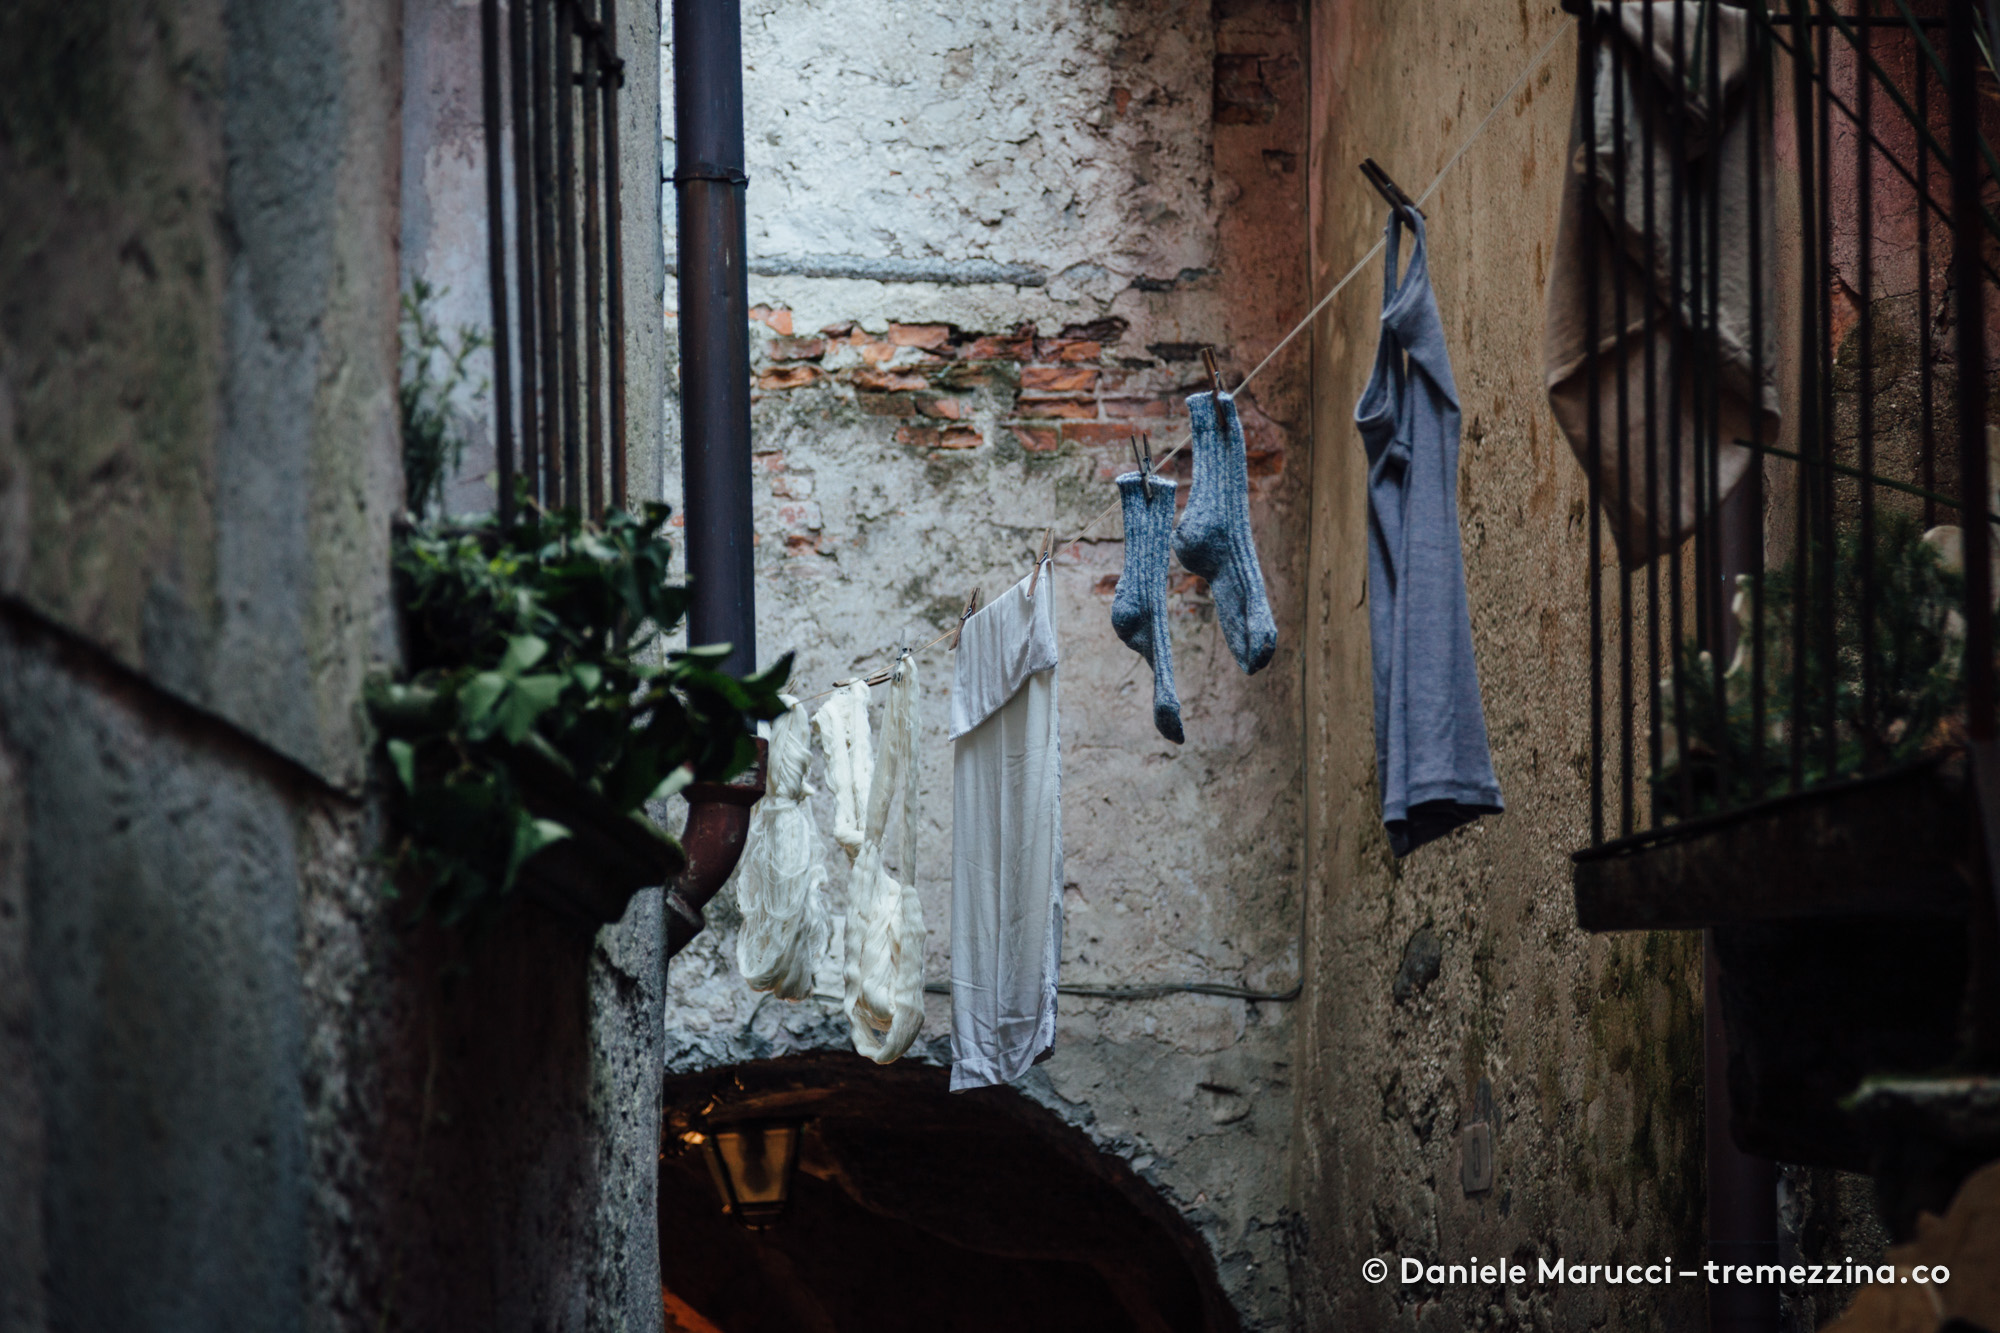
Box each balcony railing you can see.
[1564,0,1996,861]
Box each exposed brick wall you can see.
[753,311,1289,472]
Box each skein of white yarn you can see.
[840,655,925,1063]
[811,681,873,862]
[733,698,830,1000]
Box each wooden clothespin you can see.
[1130,433,1157,496]
[1027,527,1055,597]
[1359,158,1424,226]
[1200,346,1228,400]
[948,586,981,649]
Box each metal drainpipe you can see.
[666,0,762,958]
[1710,479,1778,1333]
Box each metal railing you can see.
[1569,0,1995,851]
[479,0,629,523]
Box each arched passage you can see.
[658,1054,1239,1333]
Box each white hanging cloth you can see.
[948,567,1063,1091]
[811,680,874,863]
[732,698,831,1001]
[839,656,926,1063]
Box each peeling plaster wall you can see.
[658,0,1311,1326]
[1292,5,1708,1331]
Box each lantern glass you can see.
[702,1122,801,1226]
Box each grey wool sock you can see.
[1111,471,1184,744]
[1173,390,1277,675]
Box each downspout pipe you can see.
[667,0,760,957]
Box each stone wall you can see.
[658,0,1312,1325]
[1292,5,1709,1330]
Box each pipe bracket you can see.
[670,161,749,186]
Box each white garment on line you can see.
[948,566,1062,1091]
[811,680,874,863]
[733,697,831,1000]
[842,656,925,1063]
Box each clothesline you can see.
[808,16,1573,700]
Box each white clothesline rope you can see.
[810,16,1574,699]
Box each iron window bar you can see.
[480,0,630,525]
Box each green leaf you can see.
[458,671,509,735]
[571,662,603,694]
[387,738,417,792]
[518,816,570,860]
[648,764,696,803]
[496,673,567,743]
[500,633,549,674]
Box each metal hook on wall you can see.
[1360,157,1425,227]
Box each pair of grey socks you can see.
[1112,389,1277,743]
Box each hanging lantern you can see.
[687,1121,802,1228]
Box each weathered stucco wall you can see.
[1,2,671,1329]
[0,0,402,793]
[0,1,404,1327]
[1292,5,1708,1330]
[658,0,1311,1325]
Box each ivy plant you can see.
[371,499,791,926]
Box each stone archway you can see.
[658,1054,1239,1333]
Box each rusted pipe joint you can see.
[665,738,767,958]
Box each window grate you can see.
[480,0,628,523]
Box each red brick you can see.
[888,323,953,351]
[819,320,857,338]
[784,532,818,552]
[859,341,898,365]
[1021,365,1098,393]
[1045,339,1102,362]
[897,424,983,450]
[963,334,1036,361]
[916,395,971,420]
[757,365,825,391]
[852,367,930,392]
[1093,573,1121,596]
[1062,421,1142,449]
[1169,572,1208,597]
[749,304,794,335]
[1010,425,1061,453]
[1015,395,1095,420]
[857,392,916,417]
[1100,396,1169,419]
[768,337,827,361]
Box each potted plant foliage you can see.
[372,285,788,928]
